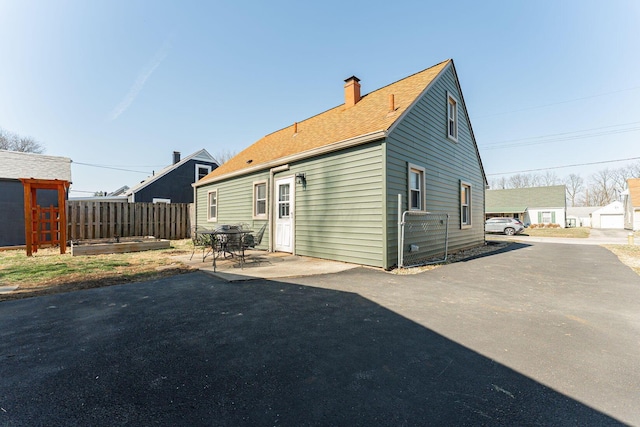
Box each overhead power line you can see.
[474,85,640,119]
[73,162,151,174]
[480,121,640,150]
[487,156,640,176]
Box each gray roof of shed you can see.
[486,185,566,212]
[0,149,72,182]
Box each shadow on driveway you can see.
[460,241,532,262]
[0,272,623,426]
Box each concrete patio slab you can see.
[174,249,360,281]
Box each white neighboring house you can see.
[566,206,599,228]
[623,178,640,231]
[485,185,566,227]
[591,201,625,229]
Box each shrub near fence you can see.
[67,201,191,240]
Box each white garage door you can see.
[600,214,624,229]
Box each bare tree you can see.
[531,174,543,187]
[564,173,584,207]
[0,128,11,150]
[629,161,640,178]
[620,161,640,179]
[508,173,531,188]
[14,136,44,153]
[214,149,237,165]
[588,169,618,205]
[540,171,559,187]
[611,167,630,201]
[489,177,508,189]
[0,127,45,153]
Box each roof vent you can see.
[344,76,361,107]
[173,151,181,164]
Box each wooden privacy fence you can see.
[67,201,192,240]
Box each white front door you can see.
[275,177,294,252]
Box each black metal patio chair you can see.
[190,226,213,262]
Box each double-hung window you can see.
[195,164,212,182]
[408,163,426,211]
[460,181,471,228]
[253,181,267,219]
[208,190,217,221]
[447,92,458,142]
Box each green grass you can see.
[0,239,196,301]
[522,227,590,238]
[0,257,131,284]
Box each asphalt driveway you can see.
[1,242,639,426]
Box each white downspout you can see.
[269,164,289,252]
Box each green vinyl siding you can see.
[385,65,485,266]
[292,142,385,267]
[195,170,270,249]
[195,142,384,262]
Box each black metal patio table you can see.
[197,226,254,272]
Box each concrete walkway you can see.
[491,228,638,245]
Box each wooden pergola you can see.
[20,178,70,256]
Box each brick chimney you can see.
[173,151,181,164]
[344,76,361,107]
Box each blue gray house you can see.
[125,149,218,203]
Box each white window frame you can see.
[408,163,426,211]
[253,180,268,219]
[460,181,472,229]
[152,198,171,204]
[195,164,212,182]
[207,189,218,222]
[447,92,459,142]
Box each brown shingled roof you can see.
[197,59,452,185]
[628,178,640,207]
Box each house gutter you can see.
[193,130,387,188]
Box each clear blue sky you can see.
[1,0,639,196]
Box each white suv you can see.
[485,217,525,236]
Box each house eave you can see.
[194,130,388,187]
